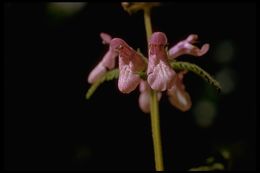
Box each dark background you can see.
[4,2,256,171]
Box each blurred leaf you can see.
[86,69,119,100]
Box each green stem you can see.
[144,8,152,41]
[150,90,164,171]
[144,8,164,171]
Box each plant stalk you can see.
[144,7,164,171]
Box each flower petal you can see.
[87,63,107,83]
[118,62,141,93]
[139,89,150,113]
[167,71,192,112]
[147,32,176,91]
[100,32,112,45]
[168,34,210,59]
[139,80,162,113]
[87,33,118,84]
[100,48,118,70]
[110,38,146,93]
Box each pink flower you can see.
[167,71,192,112]
[168,34,210,59]
[110,38,146,93]
[144,32,209,112]
[88,32,209,113]
[87,33,118,84]
[147,32,176,91]
[166,34,209,111]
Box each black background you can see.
[4,2,256,171]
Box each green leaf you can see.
[170,61,222,92]
[86,69,119,100]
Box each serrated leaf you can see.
[86,69,119,100]
[170,61,222,92]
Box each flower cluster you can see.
[88,32,209,113]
